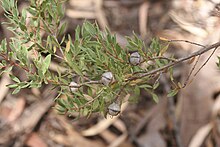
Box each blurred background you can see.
[0,0,220,147]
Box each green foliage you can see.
[0,0,179,118]
[217,56,220,68]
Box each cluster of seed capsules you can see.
[69,51,142,116]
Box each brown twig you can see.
[194,47,218,76]
[182,55,201,88]
[182,46,218,88]
[70,88,104,111]
[167,39,205,48]
[54,54,64,60]
[149,56,177,62]
[0,53,34,74]
[127,41,220,81]
[132,57,176,75]
[69,80,101,88]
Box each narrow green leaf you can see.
[177,82,182,89]
[84,22,96,35]
[72,62,83,76]
[67,96,74,108]
[169,67,174,81]
[19,82,30,88]
[75,25,80,40]
[159,44,169,56]
[82,107,89,116]
[151,93,159,103]
[7,84,18,88]
[57,2,65,18]
[0,63,3,68]
[134,85,140,96]
[42,54,51,75]
[58,22,67,36]
[12,87,21,94]
[0,39,7,53]
[50,35,60,47]
[167,89,178,97]
[19,22,27,31]
[9,74,20,83]
[139,84,152,89]
[57,99,66,108]
[153,82,159,90]
[56,105,66,114]
[65,40,71,53]
[92,99,99,110]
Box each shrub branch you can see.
[128,41,220,81]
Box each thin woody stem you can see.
[182,55,201,88]
[182,47,218,88]
[69,80,101,88]
[149,56,177,62]
[0,53,34,74]
[70,88,104,111]
[194,47,218,76]
[167,39,205,48]
[127,41,220,81]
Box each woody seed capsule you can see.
[69,81,79,92]
[129,52,141,65]
[108,102,121,116]
[101,72,113,86]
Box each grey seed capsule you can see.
[101,72,113,86]
[69,81,79,92]
[129,52,141,65]
[108,102,121,116]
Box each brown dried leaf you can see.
[25,133,48,147]
[8,97,26,122]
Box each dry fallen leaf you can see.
[25,133,48,147]
[8,97,26,123]
[0,72,10,103]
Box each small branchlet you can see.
[1,0,220,118]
